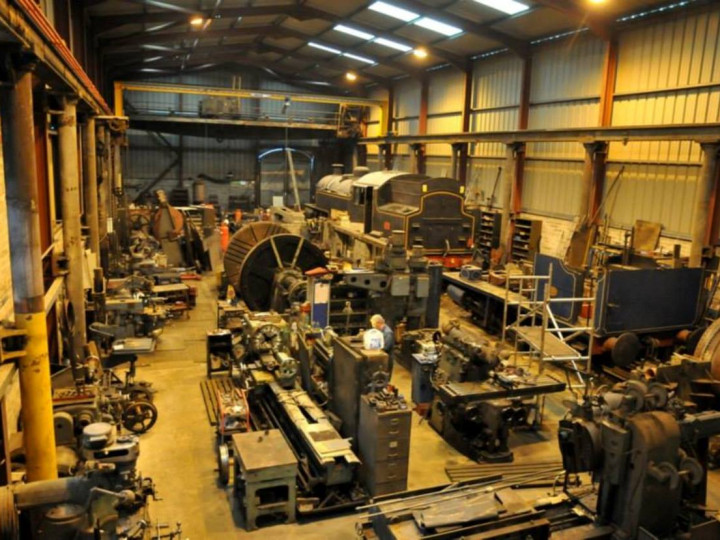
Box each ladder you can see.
[502,264,594,389]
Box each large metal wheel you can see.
[694,319,720,379]
[224,223,327,311]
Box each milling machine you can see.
[404,320,566,462]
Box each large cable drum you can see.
[224,222,327,311]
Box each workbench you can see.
[232,429,297,530]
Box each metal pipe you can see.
[500,143,521,261]
[82,116,100,264]
[0,66,58,481]
[58,96,86,357]
[690,142,720,267]
[97,125,108,241]
[579,143,595,221]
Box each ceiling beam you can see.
[92,3,467,69]
[533,0,613,41]
[101,24,416,79]
[111,47,393,87]
[113,56,385,89]
[381,0,530,57]
[91,4,322,34]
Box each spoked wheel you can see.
[122,400,158,433]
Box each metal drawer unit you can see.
[232,430,297,530]
[358,393,412,496]
[330,335,389,443]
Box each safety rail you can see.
[502,266,594,389]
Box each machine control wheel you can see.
[122,400,158,433]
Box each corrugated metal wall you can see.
[386,4,720,241]
[608,8,720,237]
[467,54,524,207]
[523,34,605,219]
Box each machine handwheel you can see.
[217,443,230,486]
[122,400,158,433]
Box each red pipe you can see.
[15,0,112,114]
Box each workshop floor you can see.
[135,274,720,539]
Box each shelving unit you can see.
[511,218,542,262]
[474,210,502,260]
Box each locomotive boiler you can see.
[312,165,476,266]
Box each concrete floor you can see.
[133,275,720,539]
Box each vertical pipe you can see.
[58,96,86,357]
[579,143,595,221]
[690,143,720,267]
[500,143,523,261]
[96,124,108,240]
[82,116,99,265]
[0,67,58,481]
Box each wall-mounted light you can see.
[346,72,358,81]
[413,47,428,59]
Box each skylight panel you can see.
[413,17,462,37]
[368,1,418,22]
[472,0,530,16]
[343,52,376,64]
[334,25,375,41]
[374,37,412,52]
[308,42,342,55]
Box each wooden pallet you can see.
[199,376,237,426]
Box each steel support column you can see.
[58,96,86,357]
[580,142,608,224]
[82,116,100,265]
[690,143,720,267]
[97,124,108,240]
[380,144,393,171]
[411,143,426,175]
[453,143,469,186]
[0,65,57,481]
[501,143,525,260]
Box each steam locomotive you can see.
[310,165,476,266]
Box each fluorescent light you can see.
[374,37,412,52]
[368,1,418,22]
[334,24,374,40]
[414,17,462,36]
[343,52,376,64]
[308,42,342,54]
[472,0,529,15]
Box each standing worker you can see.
[370,314,395,377]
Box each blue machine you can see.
[411,352,437,405]
[534,254,705,337]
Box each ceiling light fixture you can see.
[189,15,205,26]
[368,1,418,22]
[374,37,412,52]
[413,47,428,58]
[369,2,462,37]
[343,52,376,64]
[334,24,374,40]
[471,0,529,15]
[308,42,342,54]
[413,17,462,37]
[346,72,358,81]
